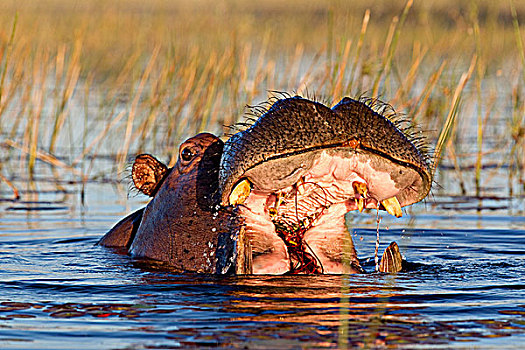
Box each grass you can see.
[0,0,523,200]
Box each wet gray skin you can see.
[218,96,431,274]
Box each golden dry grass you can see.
[0,0,523,197]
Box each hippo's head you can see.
[99,96,432,275]
[99,133,230,273]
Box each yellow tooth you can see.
[296,177,306,196]
[355,197,364,212]
[229,179,252,206]
[353,182,367,213]
[381,196,403,218]
[275,192,283,209]
[353,182,368,197]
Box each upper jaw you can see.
[228,147,426,213]
[219,101,431,209]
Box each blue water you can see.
[0,181,524,349]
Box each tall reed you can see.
[0,0,522,201]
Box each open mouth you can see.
[219,96,432,275]
[228,147,425,274]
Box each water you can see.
[0,178,523,350]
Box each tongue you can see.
[287,202,362,274]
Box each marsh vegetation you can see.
[0,0,523,205]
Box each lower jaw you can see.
[241,203,362,275]
[251,250,363,275]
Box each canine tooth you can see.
[381,196,402,218]
[229,179,252,205]
[379,241,403,273]
[355,197,364,212]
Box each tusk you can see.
[379,241,403,273]
[381,196,402,218]
[229,179,252,205]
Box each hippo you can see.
[98,96,432,274]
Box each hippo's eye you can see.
[181,147,195,162]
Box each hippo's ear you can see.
[132,154,168,197]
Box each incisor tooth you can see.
[353,182,367,213]
[355,197,364,212]
[229,179,252,205]
[296,177,306,196]
[353,182,368,198]
[381,196,402,218]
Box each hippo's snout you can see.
[220,96,431,208]
[218,96,432,274]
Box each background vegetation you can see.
[0,0,523,200]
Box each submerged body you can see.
[99,96,431,274]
